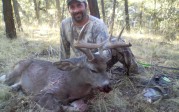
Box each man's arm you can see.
[59,22,70,60]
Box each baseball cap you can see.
[67,0,87,5]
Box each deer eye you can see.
[90,69,98,73]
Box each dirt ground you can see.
[105,66,179,112]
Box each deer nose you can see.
[99,80,112,93]
[102,84,112,93]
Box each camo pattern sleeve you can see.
[59,19,71,60]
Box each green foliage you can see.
[97,0,179,40]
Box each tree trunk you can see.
[45,0,50,9]
[87,0,100,18]
[153,0,158,33]
[109,0,116,35]
[101,0,105,22]
[61,0,65,21]
[2,0,17,39]
[139,2,144,33]
[33,0,40,23]
[12,0,23,31]
[124,0,130,32]
[55,0,61,24]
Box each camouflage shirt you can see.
[59,15,110,60]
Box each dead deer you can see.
[3,23,131,112]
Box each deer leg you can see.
[11,82,22,92]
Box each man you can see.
[60,0,110,60]
[59,0,139,74]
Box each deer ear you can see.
[53,61,76,71]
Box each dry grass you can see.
[0,24,179,112]
[0,25,60,73]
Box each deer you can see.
[3,23,131,112]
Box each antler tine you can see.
[104,42,132,49]
[74,22,96,61]
[117,26,125,41]
[74,21,104,49]
[103,26,132,49]
[77,22,90,42]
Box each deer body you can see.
[5,55,111,111]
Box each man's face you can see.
[68,1,87,23]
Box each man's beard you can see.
[72,11,87,23]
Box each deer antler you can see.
[74,26,131,50]
[73,22,95,61]
[74,24,131,60]
[117,26,125,40]
[104,25,131,49]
